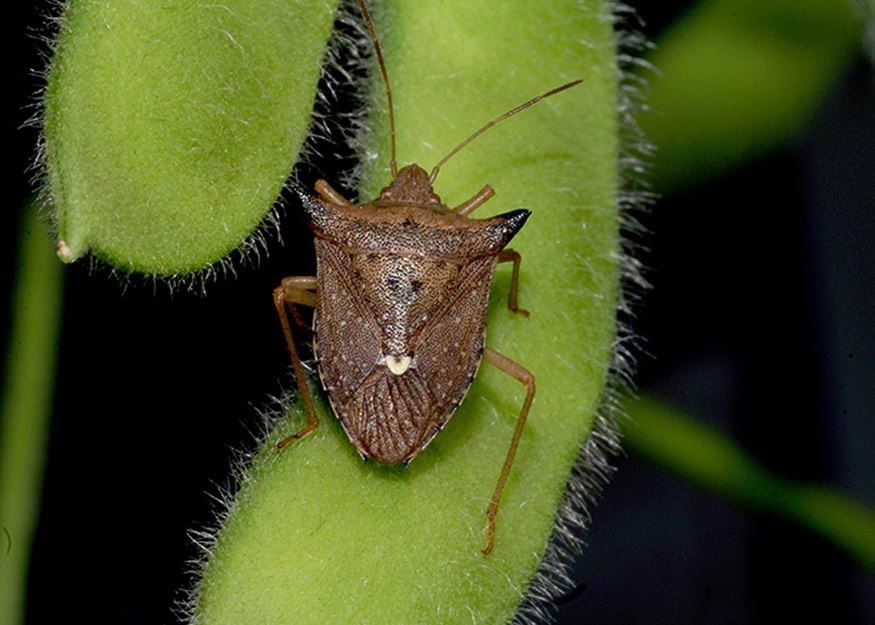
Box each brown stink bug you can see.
[272,0,582,555]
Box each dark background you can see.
[4,2,873,624]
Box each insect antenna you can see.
[357,0,398,178]
[428,79,583,184]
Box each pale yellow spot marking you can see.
[386,355,411,375]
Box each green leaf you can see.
[645,0,865,192]
[43,0,339,275]
[194,1,622,623]
[624,395,875,572]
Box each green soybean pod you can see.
[43,0,339,275]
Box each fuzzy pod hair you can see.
[510,4,654,620]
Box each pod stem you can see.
[0,204,65,625]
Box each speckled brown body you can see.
[303,165,529,465]
[272,0,578,554]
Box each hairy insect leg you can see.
[452,184,495,216]
[497,249,529,317]
[315,179,352,207]
[273,276,320,450]
[481,347,536,555]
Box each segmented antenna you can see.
[357,0,398,178]
[429,79,583,184]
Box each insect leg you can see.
[273,276,320,449]
[481,347,536,555]
[497,249,529,317]
[280,276,318,328]
[315,179,353,207]
[452,184,495,216]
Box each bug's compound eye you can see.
[385,353,413,375]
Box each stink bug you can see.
[273,0,581,555]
